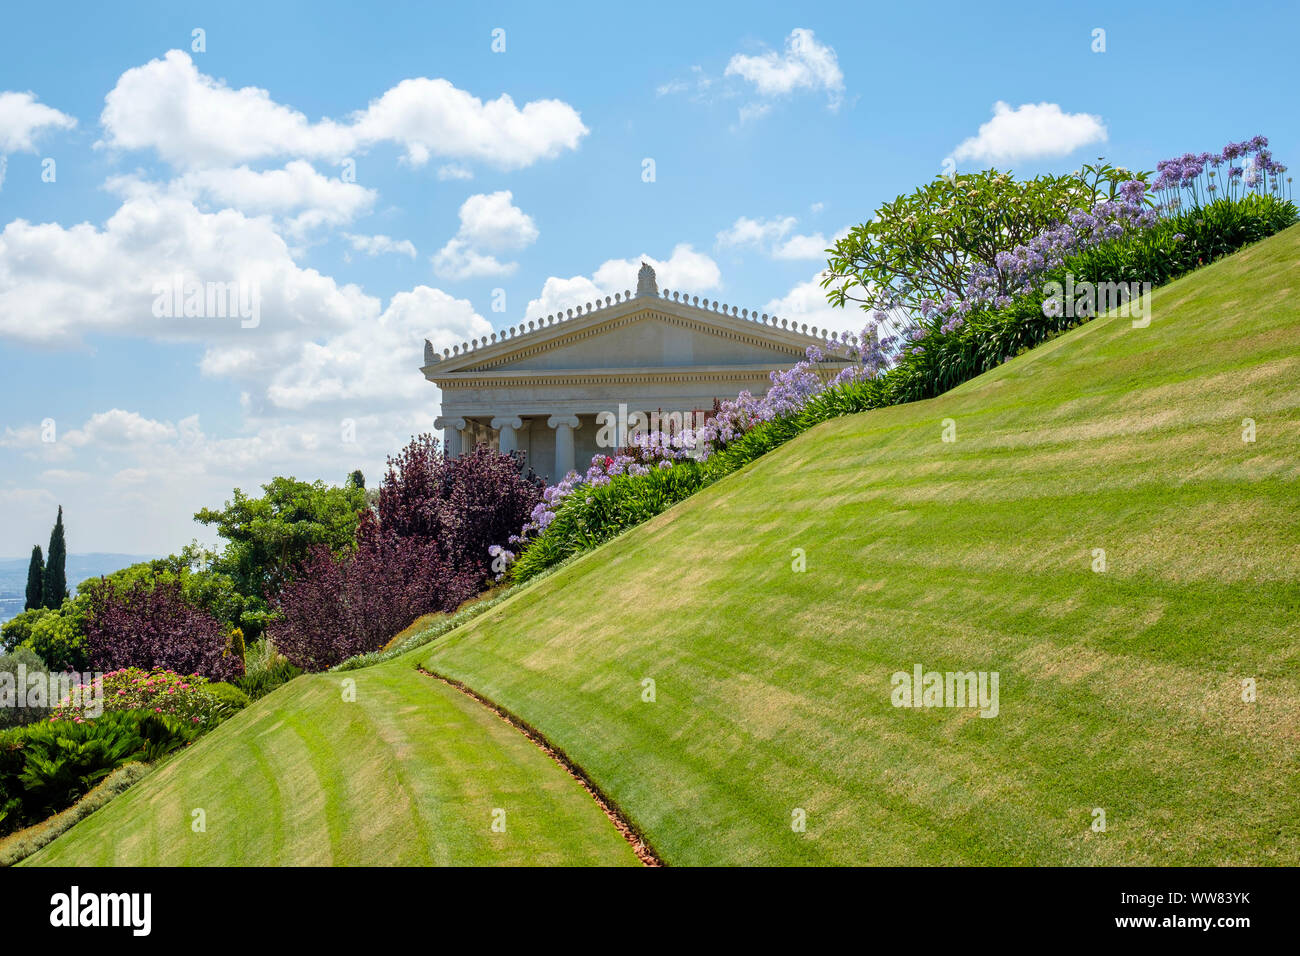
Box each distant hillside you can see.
[0,553,157,625]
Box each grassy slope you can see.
[419,225,1300,865]
[30,227,1300,867]
[25,665,638,866]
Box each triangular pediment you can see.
[424,296,831,383]
[468,309,804,373]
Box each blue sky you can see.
[1,0,1297,555]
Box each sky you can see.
[1,0,1296,557]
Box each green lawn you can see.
[24,664,639,866]
[419,225,1300,865]
[29,226,1300,866]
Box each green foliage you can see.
[824,167,1134,313]
[203,681,251,712]
[23,600,89,671]
[233,658,302,701]
[233,639,302,699]
[41,506,68,610]
[24,546,43,612]
[0,646,52,729]
[513,197,1297,581]
[1,608,50,654]
[0,710,192,828]
[0,761,152,867]
[193,476,369,622]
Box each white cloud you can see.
[430,240,516,280]
[436,163,473,181]
[716,215,843,261]
[0,192,373,347]
[725,29,844,110]
[63,409,178,447]
[765,271,861,336]
[263,285,490,410]
[99,50,588,170]
[0,91,77,153]
[523,244,722,319]
[716,215,796,248]
[432,191,538,280]
[107,160,378,237]
[948,101,1107,166]
[772,232,838,260]
[343,232,417,258]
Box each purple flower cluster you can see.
[1152,136,1288,206]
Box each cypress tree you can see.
[42,506,68,610]
[24,545,44,611]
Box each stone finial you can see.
[636,261,658,298]
[423,339,438,365]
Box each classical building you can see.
[425,263,850,480]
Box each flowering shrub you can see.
[84,576,242,682]
[48,667,226,726]
[271,510,480,670]
[504,137,1295,582]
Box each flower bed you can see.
[505,138,1295,582]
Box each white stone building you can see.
[426,263,850,480]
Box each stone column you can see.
[435,416,466,457]
[491,415,523,455]
[547,414,580,477]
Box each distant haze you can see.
[0,553,158,626]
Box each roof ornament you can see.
[636,260,658,298]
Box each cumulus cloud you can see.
[716,215,796,248]
[343,232,418,258]
[63,409,178,447]
[716,214,843,260]
[432,191,538,280]
[948,101,1107,166]
[764,271,861,336]
[99,50,588,170]
[523,244,722,319]
[0,192,374,348]
[107,160,377,237]
[0,91,77,153]
[725,28,844,110]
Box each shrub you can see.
[204,682,251,712]
[0,711,195,833]
[24,607,89,672]
[509,189,1296,581]
[0,646,53,728]
[234,656,301,701]
[84,576,242,681]
[270,510,479,670]
[0,761,152,867]
[49,667,227,727]
[379,436,543,580]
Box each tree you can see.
[379,435,543,580]
[84,576,241,681]
[24,545,44,611]
[824,169,1090,317]
[42,506,67,610]
[194,476,369,606]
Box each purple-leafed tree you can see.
[85,577,242,681]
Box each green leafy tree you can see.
[824,168,1107,316]
[41,507,67,610]
[194,476,369,607]
[24,545,44,611]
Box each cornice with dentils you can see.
[421,287,837,378]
